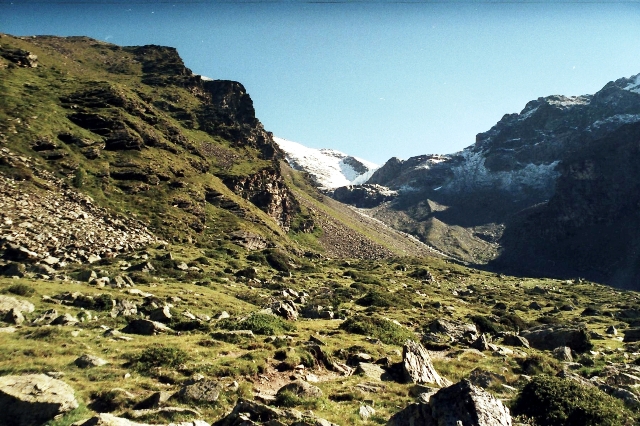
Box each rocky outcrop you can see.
[332,184,397,208]
[214,398,338,426]
[0,295,34,316]
[0,46,37,68]
[0,374,78,426]
[402,340,450,387]
[388,379,512,426]
[222,167,300,231]
[74,413,209,426]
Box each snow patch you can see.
[546,95,592,108]
[589,114,640,130]
[624,74,640,94]
[199,75,213,81]
[274,137,378,190]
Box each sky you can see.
[2,1,640,164]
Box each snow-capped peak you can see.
[274,137,379,190]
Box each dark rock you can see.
[4,308,24,325]
[122,319,173,335]
[502,334,530,349]
[332,184,398,208]
[74,354,107,368]
[552,346,573,362]
[178,380,221,403]
[520,324,592,352]
[270,300,298,321]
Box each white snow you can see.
[589,114,640,130]
[518,106,539,121]
[199,75,213,81]
[546,95,591,108]
[417,155,449,170]
[624,74,640,94]
[274,137,379,190]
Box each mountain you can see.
[338,73,640,287]
[274,137,378,190]
[3,33,640,426]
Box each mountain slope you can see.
[354,72,640,287]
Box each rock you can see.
[502,334,530,349]
[471,334,491,351]
[0,295,35,315]
[332,184,398,208]
[4,308,24,325]
[402,340,449,387]
[623,328,640,342]
[51,313,79,326]
[552,346,573,362]
[270,301,298,321]
[468,368,506,389]
[75,354,108,368]
[31,309,58,325]
[427,318,478,344]
[355,363,388,381]
[73,412,210,426]
[216,311,230,320]
[133,391,174,410]
[178,380,221,403]
[235,267,258,279]
[215,398,338,426]
[149,305,172,323]
[127,262,155,273]
[359,405,376,420]
[520,325,592,352]
[122,319,173,335]
[389,379,512,426]
[0,262,26,277]
[276,380,323,399]
[77,270,98,282]
[528,301,543,310]
[606,325,617,335]
[111,299,137,318]
[0,374,78,426]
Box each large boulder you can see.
[177,380,222,403]
[402,340,450,387]
[0,374,78,426]
[388,379,512,426]
[0,295,34,316]
[520,325,592,352]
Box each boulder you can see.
[75,354,108,369]
[31,309,58,325]
[427,319,478,344]
[0,374,78,426]
[0,262,26,277]
[73,413,210,426]
[355,363,388,381]
[402,340,450,387]
[388,380,512,426]
[270,301,298,321]
[502,334,530,349]
[520,325,592,352]
[429,380,512,426]
[552,346,573,362]
[215,398,337,426]
[4,308,24,325]
[149,305,172,323]
[0,295,34,316]
[122,319,173,335]
[51,313,79,326]
[359,405,376,420]
[111,299,138,318]
[178,380,221,403]
[276,380,323,399]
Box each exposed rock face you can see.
[0,374,78,426]
[0,46,38,68]
[388,380,512,426]
[402,340,450,387]
[0,295,34,316]
[223,166,301,231]
[332,184,398,208]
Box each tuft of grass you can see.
[6,283,35,297]
[128,346,189,375]
[340,314,415,345]
[218,313,296,336]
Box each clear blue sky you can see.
[2,0,640,164]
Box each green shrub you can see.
[341,314,414,345]
[72,168,85,188]
[264,249,291,272]
[6,283,35,297]
[218,313,295,336]
[469,315,503,335]
[356,290,411,309]
[511,375,628,426]
[517,353,561,376]
[128,346,189,374]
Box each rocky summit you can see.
[2,33,640,426]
